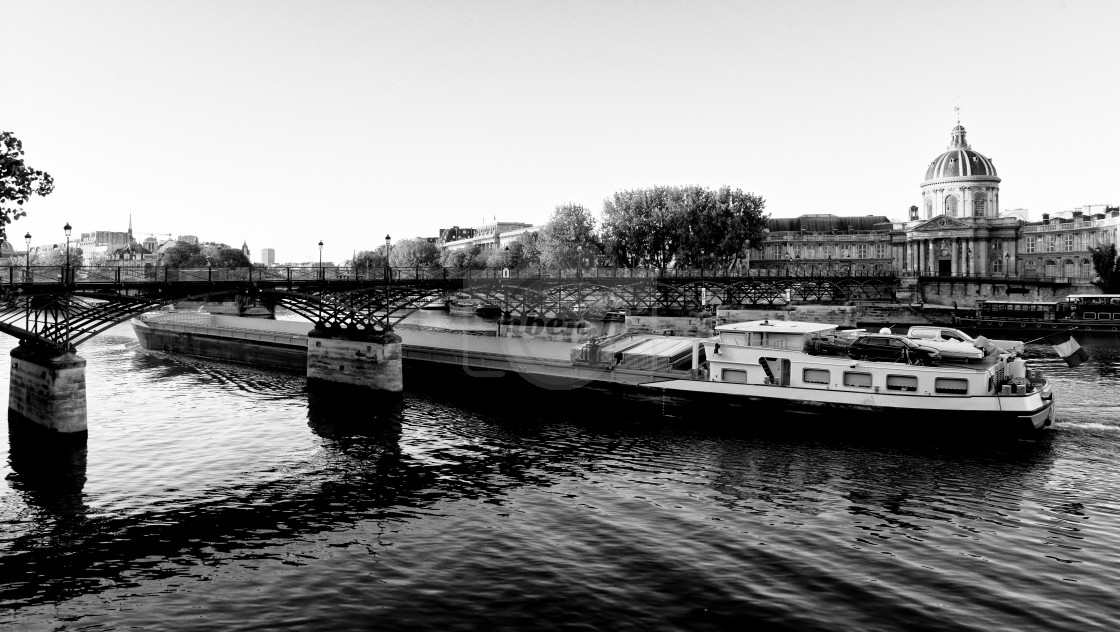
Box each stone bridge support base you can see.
[306,329,403,393]
[8,344,87,442]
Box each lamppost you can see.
[63,222,72,285]
[24,232,30,281]
[384,234,391,332]
[318,240,323,280]
[1005,251,1010,278]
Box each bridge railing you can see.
[1,264,898,286]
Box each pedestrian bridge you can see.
[0,264,896,445]
[0,264,898,353]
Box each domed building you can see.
[920,125,1000,219]
[905,122,1020,276]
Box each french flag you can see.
[1045,332,1089,368]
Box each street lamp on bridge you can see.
[318,240,323,280]
[384,234,392,332]
[24,232,30,280]
[63,222,72,285]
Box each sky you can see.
[3,0,1118,264]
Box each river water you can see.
[2,314,1120,631]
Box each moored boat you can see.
[619,319,1054,434]
[954,295,1120,335]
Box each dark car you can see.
[846,334,941,366]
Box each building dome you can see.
[919,123,1000,220]
[924,125,997,180]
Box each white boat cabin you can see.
[705,320,1016,398]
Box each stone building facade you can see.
[751,122,1114,282]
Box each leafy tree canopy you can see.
[601,185,767,269]
[31,246,83,267]
[389,238,440,268]
[162,243,206,268]
[1090,244,1120,293]
[350,249,388,270]
[538,203,598,268]
[0,132,54,241]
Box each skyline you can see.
[4,1,1118,264]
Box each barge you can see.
[131,312,1055,434]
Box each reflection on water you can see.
[1,324,1120,630]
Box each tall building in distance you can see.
[260,248,276,266]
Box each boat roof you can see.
[715,320,838,334]
[1065,294,1120,299]
[980,300,1059,306]
[622,337,696,357]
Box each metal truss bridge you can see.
[0,265,898,353]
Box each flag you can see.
[1045,332,1089,367]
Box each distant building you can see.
[439,226,476,243]
[261,248,276,265]
[177,235,199,245]
[440,221,537,253]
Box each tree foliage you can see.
[389,238,440,268]
[1090,244,1120,292]
[350,249,388,271]
[0,132,54,240]
[601,185,767,269]
[162,243,207,268]
[538,203,598,268]
[31,246,83,267]
[213,248,250,268]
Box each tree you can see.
[1090,244,1120,293]
[601,185,767,270]
[31,245,83,267]
[389,238,440,268]
[350,249,388,272]
[162,242,207,268]
[538,203,598,268]
[0,132,54,240]
[213,247,250,268]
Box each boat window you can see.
[843,372,873,388]
[803,368,830,384]
[1084,312,1097,320]
[934,377,969,394]
[721,332,747,346]
[722,369,748,384]
[885,375,918,392]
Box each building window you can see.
[857,244,868,259]
[945,195,958,217]
[1081,259,1093,278]
[993,257,1002,273]
[1046,236,1056,253]
[925,198,933,218]
[1064,234,1074,252]
[1045,260,1057,276]
[1064,259,1075,277]
[973,193,986,217]
[1025,238,1035,254]
[876,243,887,258]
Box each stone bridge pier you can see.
[9,343,88,442]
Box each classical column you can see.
[950,238,958,276]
